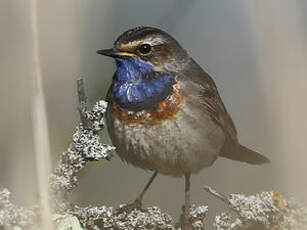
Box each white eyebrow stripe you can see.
[119,36,165,49]
[143,36,165,46]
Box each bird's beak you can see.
[96,48,136,58]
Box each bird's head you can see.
[97,26,190,74]
[97,26,189,111]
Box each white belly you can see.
[107,102,225,177]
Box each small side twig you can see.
[77,79,92,130]
[203,186,231,206]
[77,78,87,105]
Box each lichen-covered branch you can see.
[0,79,115,229]
[204,186,307,230]
[49,79,115,211]
[71,205,174,230]
[0,189,37,229]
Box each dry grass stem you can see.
[29,0,54,229]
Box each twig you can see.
[203,186,231,206]
[77,79,93,130]
[77,79,87,106]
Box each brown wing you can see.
[179,59,270,164]
[179,59,238,142]
[199,71,238,141]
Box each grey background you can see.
[1,0,307,227]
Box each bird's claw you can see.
[116,199,143,214]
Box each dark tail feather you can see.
[220,144,270,165]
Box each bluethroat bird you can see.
[97,26,269,229]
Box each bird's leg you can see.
[182,173,193,230]
[135,171,158,205]
[117,171,158,213]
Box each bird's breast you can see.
[106,80,224,176]
[111,82,183,128]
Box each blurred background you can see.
[1,0,307,227]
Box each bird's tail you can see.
[220,144,270,165]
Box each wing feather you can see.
[179,59,237,141]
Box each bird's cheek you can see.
[151,56,167,67]
[150,48,172,67]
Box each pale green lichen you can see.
[71,205,174,230]
[49,100,115,212]
[213,190,307,230]
[229,191,280,226]
[53,214,83,230]
[0,189,37,228]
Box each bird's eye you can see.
[138,44,151,55]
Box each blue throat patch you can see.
[112,58,175,111]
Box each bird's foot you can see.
[116,198,143,214]
[178,205,194,230]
